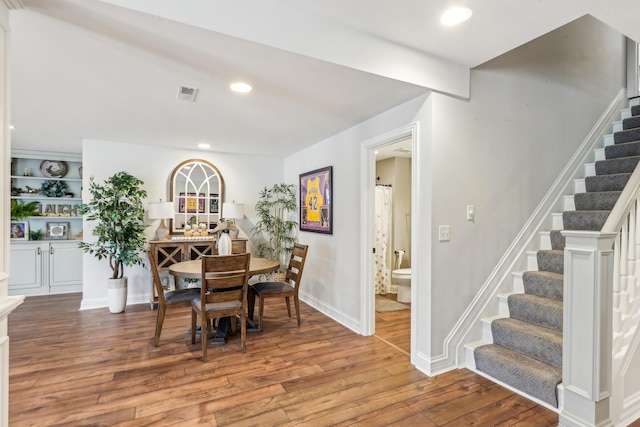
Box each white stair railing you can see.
[560,164,640,426]
[601,165,640,426]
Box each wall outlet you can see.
[439,225,450,242]
[467,205,474,221]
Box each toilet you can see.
[392,250,411,303]
[392,269,412,303]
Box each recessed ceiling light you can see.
[441,7,472,26]
[9,125,14,130]
[198,143,210,149]
[230,82,252,93]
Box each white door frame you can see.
[360,122,418,358]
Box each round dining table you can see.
[169,256,280,341]
[169,257,280,280]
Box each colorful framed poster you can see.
[186,193,198,213]
[210,193,219,213]
[299,166,332,234]
[178,192,186,213]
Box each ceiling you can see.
[7,0,640,157]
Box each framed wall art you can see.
[47,222,69,240]
[299,166,332,234]
[10,221,28,240]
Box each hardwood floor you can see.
[9,293,559,426]
[374,293,410,355]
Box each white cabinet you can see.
[9,149,84,296]
[9,241,83,296]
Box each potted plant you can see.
[78,171,148,313]
[11,199,40,221]
[251,183,298,274]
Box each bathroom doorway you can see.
[372,137,412,356]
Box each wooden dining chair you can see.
[248,243,309,332]
[148,249,200,347]
[191,253,251,361]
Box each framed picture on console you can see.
[299,166,332,234]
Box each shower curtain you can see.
[374,185,393,295]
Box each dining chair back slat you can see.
[248,243,309,332]
[191,253,251,361]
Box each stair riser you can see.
[492,319,562,368]
[508,294,563,332]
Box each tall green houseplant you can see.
[78,171,148,280]
[251,183,298,263]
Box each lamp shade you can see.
[222,202,244,220]
[148,201,173,219]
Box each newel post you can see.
[559,231,615,427]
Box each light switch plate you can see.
[439,225,450,242]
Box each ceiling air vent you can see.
[177,86,198,102]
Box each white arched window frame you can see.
[169,159,225,233]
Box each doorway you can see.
[360,123,417,360]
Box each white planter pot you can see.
[107,277,128,313]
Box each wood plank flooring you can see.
[8,293,559,426]
[374,293,410,355]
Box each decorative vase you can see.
[107,277,128,313]
[218,232,232,255]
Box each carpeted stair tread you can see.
[595,156,640,175]
[623,115,640,130]
[549,230,565,250]
[508,293,563,332]
[536,250,563,274]
[491,318,562,368]
[562,210,610,231]
[474,344,562,407]
[614,127,640,144]
[584,173,631,192]
[573,191,621,211]
[631,104,640,117]
[522,271,563,300]
[605,140,640,160]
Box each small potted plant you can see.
[78,171,148,313]
[251,183,298,276]
[11,199,40,221]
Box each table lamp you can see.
[222,202,244,238]
[148,200,173,240]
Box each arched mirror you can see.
[169,159,225,233]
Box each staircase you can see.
[465,100,640,409]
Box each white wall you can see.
[428,15,626,361]
[284,15,627,372]
[283,94,430,332]
[81,139,283,310]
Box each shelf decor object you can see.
[39,160,68,178]
[46,222,69,240]
[39,180,68,197]
[148,200,173,241]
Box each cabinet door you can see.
[49,243,83,293]
[9,243,44,296]
[186,242,215,259]
[153,243,185,270]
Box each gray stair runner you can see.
[474,100,640,407]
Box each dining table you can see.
[168,256,280,342]
[168,256,280,280]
